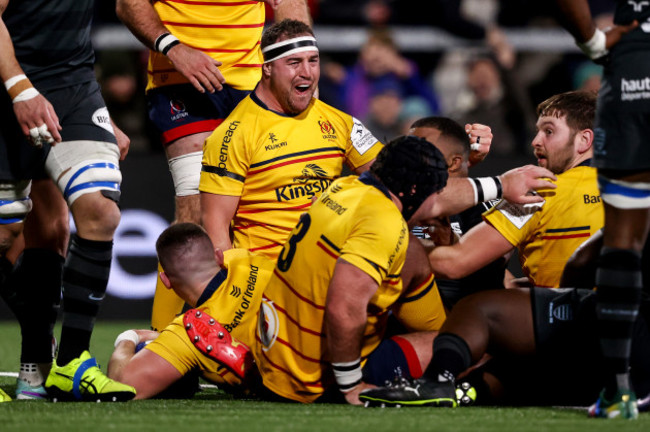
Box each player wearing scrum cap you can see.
[199,19,384,261]
[198,19,551,263]
[107,134,558,403]
[253,135,558,405]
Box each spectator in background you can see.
[424,0,516,120]
[453,55,536,157]
[329,28,439,121]
[362,77,404,142]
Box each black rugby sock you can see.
[0,256,14,300]
[58,234,112,366]
[10,249,63,363]
[423,332,472,383]
[595,247,642,399]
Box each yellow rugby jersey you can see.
[483,164,603,288]
[253,173,410,403]
[145,249,273,389]
[147,0,265,91]
[200,94,383,259]
[392,272,446,332]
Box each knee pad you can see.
[168,151,202,197]
[598,175,650,209]
[0,180,32,223]
[58,159,122,206]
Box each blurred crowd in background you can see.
[92,0,613,158]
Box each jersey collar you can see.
[358,171,391,200]
[196,269,228,307]
[251,86,301,118]
[577,158,592,168]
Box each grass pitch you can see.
[0,321,647,432]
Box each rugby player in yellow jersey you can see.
[107,139,557,401]
[115,0,311,330]
[200,19,383,260]
[106,222,446,400]
[254,135,559,405]
[107,223,274,399]
[426,90,603,289]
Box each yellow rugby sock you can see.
[150,262,185,331]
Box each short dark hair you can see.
[370,135,448,221]
[156,223,214,275]
[410,116,470,160]
[261,19,314,51]
[536,90,597,132]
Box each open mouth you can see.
[295,84,311,94]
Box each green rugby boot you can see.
[0,387,11,403]
[45,351,136,402]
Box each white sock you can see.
[18,363,51,386]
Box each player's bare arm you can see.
[116,0,225,93]
[107,329,181,400]
[325,259,379,405]
[428,221,514,280]
[0,1,22,84]
[423,165,556,221]
[200,192,240,252]
[274,0,312,25]
[0,0,61,145]
[554,0,638,58]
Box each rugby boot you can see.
[183,308,253,379]
[16,338,57,400]
[588,388,638,419]
[45,351,136,402]
[455,381,477,406]
[637,392,650,413]
[16,378,48,400]
[0,387,11,403]
[360,376,457,408]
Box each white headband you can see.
[262,36,319,64]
